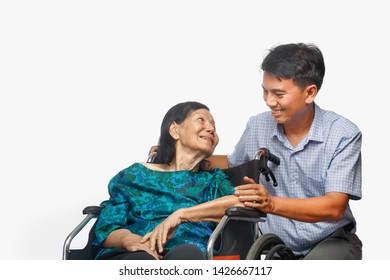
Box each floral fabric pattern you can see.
[94,163,234,258]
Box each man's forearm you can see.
[207,155,229,169]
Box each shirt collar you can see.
[271,103,325,144]
[306,103,324,143]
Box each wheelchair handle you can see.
[254,148,280,165]
[147,151,157,163]
[254,148,279,187]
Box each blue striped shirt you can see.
[227,103,362,256]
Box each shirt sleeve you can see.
[325,130,362,200]
[210,168,235,198]
[227,118,253,167]
[94,171,131,245]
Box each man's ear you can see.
[169,122,180,140]
[305,84,318,104]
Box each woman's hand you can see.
[121,233,162,260]
[141,210,184,254]
[104,229,162,259]
[234,176,275,213]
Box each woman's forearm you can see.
[141,195,243,253]
[103,228,141,248]
[178,195,242,223]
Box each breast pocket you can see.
[299,175,325,197]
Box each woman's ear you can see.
[169,122,180,140]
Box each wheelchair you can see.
[62,148,296,260]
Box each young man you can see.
[211,43,362,259]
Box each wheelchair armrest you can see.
[63,205,103,260]
[225,206,267,219]
[82,206,104,215]
[207,207,266,259]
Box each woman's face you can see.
[172,109,219,158]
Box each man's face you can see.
[262,72,315,125]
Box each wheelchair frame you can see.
[63,148,295,260]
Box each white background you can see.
[1,0,389,260]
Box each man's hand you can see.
[234,176,275,213]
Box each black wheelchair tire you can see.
[264,243,296,260]
[245,233,290,260]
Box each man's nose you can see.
[264,93,277,107]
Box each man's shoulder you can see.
[248,111,273,123]
[317,106,361,135]
[246,111,275,133]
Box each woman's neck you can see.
[168,156,200,171]
[141,157,201,172]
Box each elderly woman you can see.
[93,101,241,260]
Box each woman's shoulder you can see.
[118,162,144,173]
[112,163,152,180]
[119,162,163,171]
[208,167,231,180]
[138,162,169,171]
[111,163,162,184]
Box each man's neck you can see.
[283,108,315,148]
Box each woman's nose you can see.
[205,122,215,132]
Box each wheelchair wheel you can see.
[264,244,296,260]
[245,233,294,260]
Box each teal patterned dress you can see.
[94,163,234,259]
